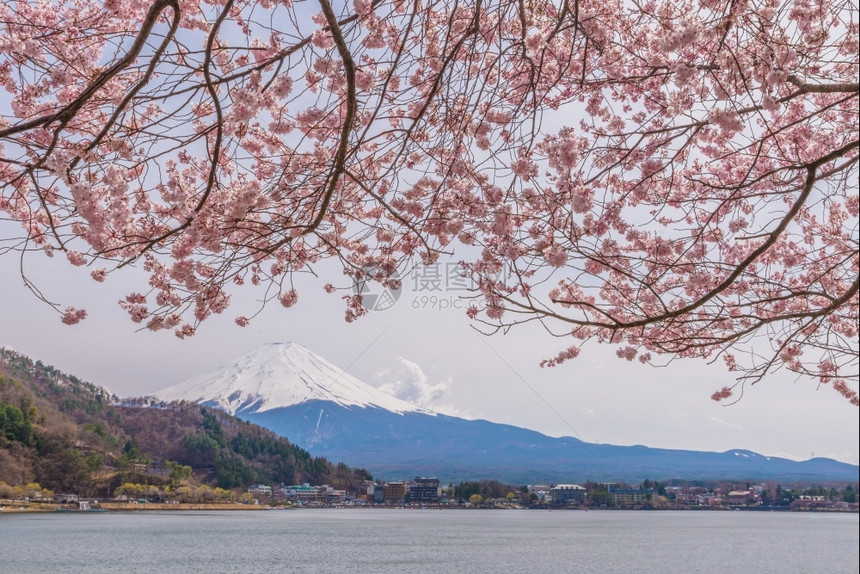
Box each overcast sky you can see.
[1,243,858,467]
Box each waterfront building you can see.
[406,477,441,504]
[550,484,586,505]
[609,486,657,506]
[384,482,407,503]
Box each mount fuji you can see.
[156,341,431,416]
[154,342,859,484]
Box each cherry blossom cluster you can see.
[0,0,856,403]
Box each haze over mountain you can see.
[155,343,860,484]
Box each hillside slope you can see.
[0,348,371,497]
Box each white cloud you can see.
[373,357,468,416]
[708,416,743,431]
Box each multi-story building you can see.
[406,477,440,504]
[609,486,657,505]
[281,484,321,502]
[248,484,272,497]
[550,484,586,505]
[726,489,756,505]
[528,485,551,503]
[384,481,407,503]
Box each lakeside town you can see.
[246,477,860,511]
[2,350,857,516]
[3,476,858,513]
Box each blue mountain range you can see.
[156,342,859,484]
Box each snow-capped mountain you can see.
[155,342,432,416]
[154,342,859,484]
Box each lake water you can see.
[1,509,857,573]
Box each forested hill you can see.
[0,348,372,497]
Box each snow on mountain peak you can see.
[154,342,433,416]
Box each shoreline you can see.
[0,501,266,513]
[2,501,856,514]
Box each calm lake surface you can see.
[1,509,857,574]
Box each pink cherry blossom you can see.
[0,0,855,405]
[543,244,567,268]
[61,307,87,325]
[354,0,373,17]
[279,289,299,308]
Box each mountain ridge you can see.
[155,343,860,484]
[244,400,858,483]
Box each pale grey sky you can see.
[1,243,858,466]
